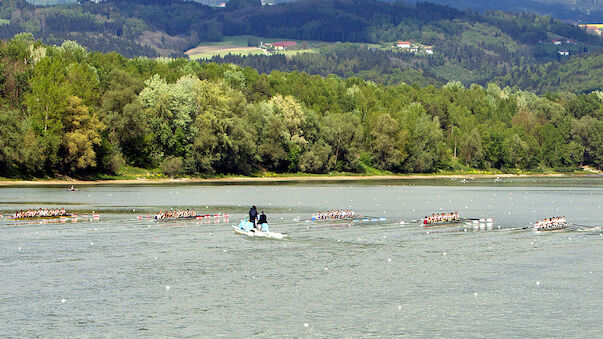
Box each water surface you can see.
[1,177,602,337]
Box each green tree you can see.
[61,96,104,172]
[369,113,406,171]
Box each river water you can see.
[1,177,602,337]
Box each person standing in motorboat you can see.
[249,206,258,228]
[258,211,267,231]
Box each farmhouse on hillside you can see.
[265,41,298,50]
[397,41,411,49]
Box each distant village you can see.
[580,24,602,37]
[393,41,434,55]
[539,38,578,56]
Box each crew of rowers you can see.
[311,209,355,220]
[423,212,459,224]
[14,208,68,218]
[533,216,567,229]
[155,209,197,220]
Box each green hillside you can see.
[1,0,602,92]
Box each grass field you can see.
[188,48,267,60]
[0,19,10,25]
[274,48,319,56]
[187,35,347,60]
[580,23,603,28]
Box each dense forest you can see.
[421,0,603,22]
[0,36,600,178]
[1,0,601,92]
[209,44,603,93]
[21,0,603,22]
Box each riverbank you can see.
[1,172,598,186]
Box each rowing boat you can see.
[233,220,286,239]
[422,219,464,227]
[10,213,99,221]
[533,223,568,232]
[306,216,386,223]
[148,213,229,221]
[10,214,76,220]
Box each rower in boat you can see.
[13,207,70,219]
[310,209,355,221]
[423,212,460,225]
[533,216,567,231]
[154,209,198,220]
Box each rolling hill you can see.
[1,0,602,92]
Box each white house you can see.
[397,41,411,49]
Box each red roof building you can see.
[271,41,298,48]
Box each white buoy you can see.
[61,299,66,303]
[304,323,309,328]
[473,292,478,297]
[387,258,391,262]
[90,242,94,245]
[165,285,170,290]
[536,281,540,286]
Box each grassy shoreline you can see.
[0,172,598,186]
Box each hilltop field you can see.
[186,35,328,59]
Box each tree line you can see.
[0,35,600,178]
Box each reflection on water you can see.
[0,177,602,337]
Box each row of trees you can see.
[0,35,601,178]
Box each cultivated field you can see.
[186,35,325,60]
